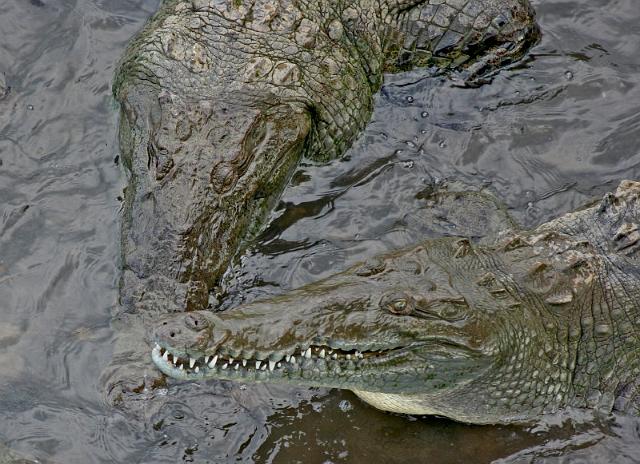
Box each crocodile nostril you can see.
[185,313,209,331]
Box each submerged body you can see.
[108,0,538,404]
[154,181,640,424]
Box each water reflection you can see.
[1,0,640,462]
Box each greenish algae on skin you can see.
[106,0,539,408]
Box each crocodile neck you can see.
[568,256,640,412]
[527,181,640,413]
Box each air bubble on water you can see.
[338,400,353,412]
[27,104,34,110]
[402,160,414,168]
[564,71,574,80]
[439,140,446,148]
[421,111,429,118]
[406,141,416,148]
[406,95,414,103]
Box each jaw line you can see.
[151,340,409,381]
[151,334,483,385]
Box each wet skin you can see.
[154,182,640,424]
[107,0,539,406]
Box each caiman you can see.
[107,0,539,404]
[153,181,640,424]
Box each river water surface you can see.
[1,0,640,462]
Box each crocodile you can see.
[107,0,539,404]
[152,181,640,424]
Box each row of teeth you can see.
[154,344,369,374]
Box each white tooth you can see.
[304,348,311,359]
[178,364,183,370]
[189,358,196,369]
[328,349,333,354]
[195,366,199,373]
[290,356,296,364]
[261,364,267,370]
[319,349,325,358]
[332,353,338,360]
[163,351,169,361]
[229,358,234,364]
[222,363,228,370]
[286,355,291,362]
[234,363,239,370]
[242,359,247,367]
[277,362,282,368]
[346,354,352,360]
[269,360,276,371]
[173,354,179,364]
[205,356,211,364]
[256,361,262,370]
[208,355,218,368]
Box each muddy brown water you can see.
[1,0,640,462]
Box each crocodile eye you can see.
[380,293,415,315]
[391,299,408,313]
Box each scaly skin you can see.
[107,0,538,406]
[153,181,640,424]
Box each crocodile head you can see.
[152,181,640,424]
[152,236,545,423]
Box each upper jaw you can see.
[150,281,491,385]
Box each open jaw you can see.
[151,334,488,394]
[153,342,388,380]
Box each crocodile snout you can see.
[154,312,216,354]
